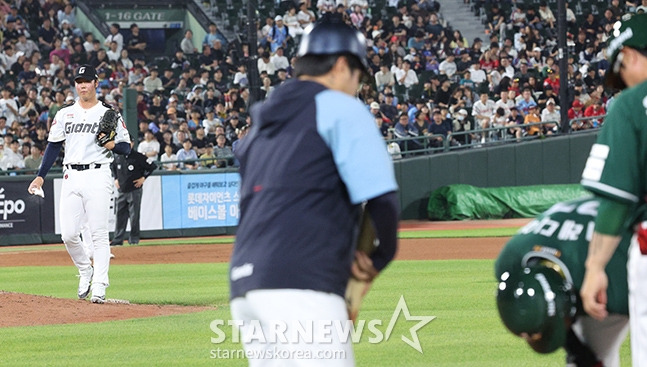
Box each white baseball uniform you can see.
[49,100,129,291]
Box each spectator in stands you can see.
[495,89,514,117]
[170,49,190,70]
[284,5,303,38]
[23,142,42,171]
[160,144,178,170]
[271,47,289,70]
[90,47,109,71]
[138,130,160,163]
[582,13,602,42]
[57,4,82,37]
[267,16,290,54]
[15,32,38,59]
[297,2,316,29]
[472,91,496,142]
[584,99,605,128]
[0,138,24,171]
[393,113,422,154]
[468,60,487,85]
[434,79,452,109]
[214,133,233,168]
[38,17,58,56]
[126,23,147,60]
[203,22,228,49]
[516,88,537,116]
[540,98,559,133]
[180,29,198,55]
[176,138,198,170]
[524,105,542,136]
[199,142,217,168]
[395,60,418,89]
[537,84,559,109]
[438,54,457,78]
[257,51,276,76]
[104,23,124,54]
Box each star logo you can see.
[384,295,435,353]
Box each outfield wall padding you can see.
[394,132,598,219]
[427,184,591,220]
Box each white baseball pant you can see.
[230,289,355,367]
[59,166,113,287]
[629,236,647,367]
[571,314,629,367]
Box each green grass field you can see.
[0,229,632,366]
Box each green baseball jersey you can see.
[581,80,647,207]
[494,197,631,315]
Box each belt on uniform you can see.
[65,164,102,171]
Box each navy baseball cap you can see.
[74,65,98,82]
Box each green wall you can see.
[394,133,598,220]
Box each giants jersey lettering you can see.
[48,101,130,165]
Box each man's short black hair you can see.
[294,53,364,78]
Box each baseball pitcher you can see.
[28,64,130,304]
[496,197,634,367]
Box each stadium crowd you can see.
[0,0,633,172]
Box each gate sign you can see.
[96,9,184,28]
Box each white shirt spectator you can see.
[104,32,124,54]
[138,137,160,163]
[0,96,19,126]
[257,58,276,76]
[469,65,487,84]
[395,68,419,88]
[472,98,497,127]
[541,105,560,123]
[297,7,316,29]
[495,97,515,117]
[160,151,178,170]
[271,53,289,70]
[438,58,457,78]
[106,49,120,62]
[0,145,24,170]
[202,116,223,135]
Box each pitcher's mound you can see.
[0,291,214,328]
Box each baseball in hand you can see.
[31,187,45,198]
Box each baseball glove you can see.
[345,207,378,323]
[96,109,119,147]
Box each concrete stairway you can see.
[436,0,489,46]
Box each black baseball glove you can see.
[96,109,119,147]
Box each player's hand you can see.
[102,134,115,150]
[133,177,145,188]
[114,179,120,190]
[350,251,378,282]
[580,268,609,321]
[28,176,44,194]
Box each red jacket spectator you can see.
[568,99,585,120]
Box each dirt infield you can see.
[0,221,515,328]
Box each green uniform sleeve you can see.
[594,196,631,236]
[581,93,642,204]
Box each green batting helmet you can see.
[605,13,647,89]
[496,266,577,354]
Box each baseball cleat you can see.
[77,266,93,299]
[90,283,106,304]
